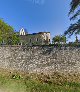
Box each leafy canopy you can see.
[64,0,80,36]
[52,35,66,44]
[0,19,20,45]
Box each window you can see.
[36,38,38,41]
[49,39,50,42]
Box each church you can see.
[19,28,51,45]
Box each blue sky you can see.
[0,0,75,42]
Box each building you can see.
[19,28,51,45]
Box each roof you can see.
[28,32,50,35]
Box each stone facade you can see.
[0,46,80,75]
[19,28,50,45]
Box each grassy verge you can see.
[0,70,80,92]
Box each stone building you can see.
[19,28,51,45]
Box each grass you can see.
[0,70,80,92]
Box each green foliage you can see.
[69,0,80,19]
[75,36,79,43]
[64,20,80,36]
[52,35,66,44]
[64,0,80,37]
[12,34,20,45]
[0,19,20,45]
[0,19,13,44]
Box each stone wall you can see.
[0,46,80,74]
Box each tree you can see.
[0,19,20,45]
[52,35,60,44]
[75,35,79,43]
[0,19,14,44]
[60,35,66,44]
[64,0,80,36]
[52,35,66,44]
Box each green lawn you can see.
[0,72,80,92]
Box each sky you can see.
[0,0,75,42]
